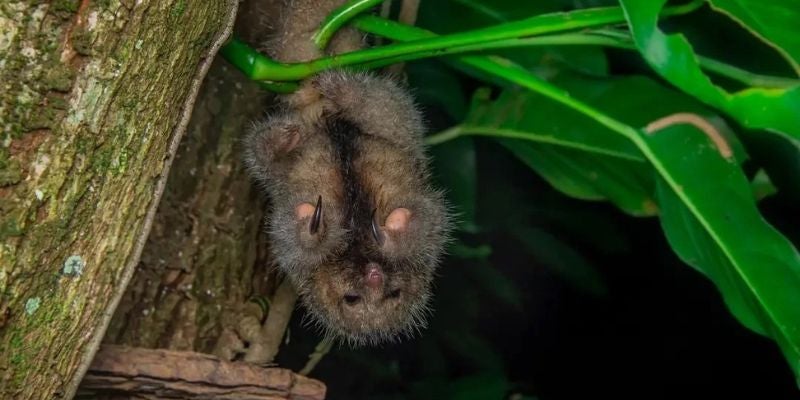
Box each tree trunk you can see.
[99,0,294,359]
[0,1,237,398]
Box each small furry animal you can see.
[243,0,450,345]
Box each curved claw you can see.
[370,208,384,245]
[310,195,323,234]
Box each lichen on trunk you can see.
[0,0,237,398]
[102,56,276,354]
[101,0,298,364]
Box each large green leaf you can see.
[465,86,643,161]
[547,72,800,379]
[453,53,800,379]
[619,0,800,141]
[643,121,800,380]
[656,178,767,336]
[456,74,746,217]
[367,0,800,380]
[454,85,654,216]
[500,141,655,215]
[707,0,800,74]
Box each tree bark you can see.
[99,0,294,363]
[0,1,237,398]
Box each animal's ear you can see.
[242,115,303,177]
[372,208,412,252]
[385,208,411,232]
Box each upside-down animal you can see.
[243,0,450,345]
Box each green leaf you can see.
[410,371,510,400]
[657,178,768,335]
[750,169,777,202]
[706,0,800,74]
[552,74,748,162]
[547,72,800,378]
[500,141,656,215]
[464,85,643,161]
[645,122,800,379]
[450,74,745,217]
[473,86,652,214]
[742,132,800,202]
[435,46,800,378]
[619,0,800,142]
[455,85,656,216]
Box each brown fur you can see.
[243,0,451,345]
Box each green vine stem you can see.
[313,0,387,49]
[220,3,699,82]
[424,125,644,160]
[353,18,800,90]
[221,6,795,92]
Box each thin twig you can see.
[261,278,298,361]
[397,0,419,26]
[244,278,298,364]
[299,337,334,376]
[375,0,393,46]
[385,0,420,76]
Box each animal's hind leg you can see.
[242,113,304,181]
[310,70,427,151]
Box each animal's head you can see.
[285,193,449,345]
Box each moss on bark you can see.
[0,1,237,398]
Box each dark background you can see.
[277,137,799,399]
[275,1,800,398]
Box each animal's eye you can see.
[344,293,362,305]
[387,289,401,299]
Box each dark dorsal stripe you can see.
[325,113,374,265]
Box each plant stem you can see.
[353,17,800,89]
[424,125,645,161]
[298,337,334,376]
[352,30,630,70]
[222,5,668,81]
[221,0,795,90]
[424,126,462,145]
[694,55,800,89]
[313,0,387,50]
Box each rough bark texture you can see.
[77,345,325,400]
[100,0,299,377]
[0,0,237,398]
[100,55,272,354]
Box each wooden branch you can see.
[78,345,325,400]
[246,279,299,364]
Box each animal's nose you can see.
[365,263,383,289]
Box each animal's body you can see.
[243,0,449,345]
